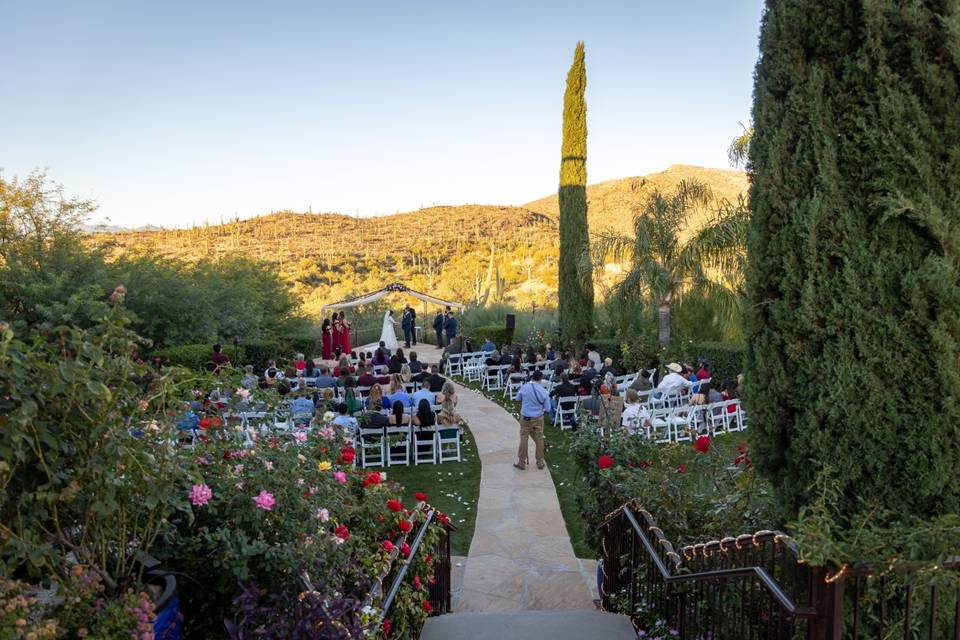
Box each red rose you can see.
[677,464,687,474]
[736,443,748,454]
[436,513,450,526]
[383,619,392,635]
[333,524,350,541]
[386,498,403,512]
[415,492,427,502]
[422,601,433,613]
[413,576,422,589]
[598,454,614,470]
[222,450,232,459]
[210,416,222,427]
[398,519,413,533]
[364,472,382,487]
[426,554,433,564]
[382,540,395,552]
[199,417,211,429]
[401,542,411,557]
[341,448,356,464]
[695,435,711,453]
[302,491,311,498]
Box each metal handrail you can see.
[379,508,436,618]
[612,505,815,619]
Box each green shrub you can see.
[748,0,960,520]
[152,343,243,371]
[661,341,745,383]
[468,325,512,350]
[281,334,319,359]
[619,334,661,373]
[240,340,281,369]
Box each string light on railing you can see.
[824,564,849,583]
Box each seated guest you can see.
[291,394,315,417]
[341,378,363,414]
[388,400,407,425]
[408,352,423,374]
[333,356,354,378]
[395,348,407,364]
[240,365,259,390]
[690,381,722,406]
[621,388,651,432]
[357,364,377,387]
[313,387,337,414]
[549,372,579,423]
[400,363,413,383]
[658,362,694,395]
[525,347,538,365]
[176,402,200,432]
[386,374,413,408]
[387,354,403,374]
[331,402,359,431]
[721,380,739,413]
[303,359,317,380]
[361,407,390,428]
[585,343,602,369]
[549,353,568,374]
[499,350,514,367]
[696,359,712,381]
[629,369,653,392]
[314,366,337,389]
[480,338,497,352]
[545,344,557,360]
[294,353,307,373]
[599,357,618,380]
[379,341,392,357]
[356,351,367,368]
[412,384,436,409]
[366,383,386,411]
[412,398,436,428]
[372,347,388,366]
[484,350,501,366]
[437,381,460,425]
[425,365,446,393]
[579,363,599,391]
[210,343,230,370]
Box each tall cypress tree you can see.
[747,1,960,520]
[558,41,594,346]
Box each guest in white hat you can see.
[657,362,693,396]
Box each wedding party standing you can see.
[379,310,401,351]
[321,318,333,359]
[338,311,352,354]
[401,304,417,348]
[331,314,343,356]
[433,309,445,346]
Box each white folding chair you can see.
[357,426,385,468]
[504,373,525,400]
[413,425,438,464]
[436,424,462,463]
[385,425,410,466]
[553,395,580,430]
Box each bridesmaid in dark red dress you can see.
[331,314,343,358]
[339,311,352,354]
[321,318,333,360]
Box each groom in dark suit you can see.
[401,304,415,348]
[433,310,445,347]
[443,307,458,347]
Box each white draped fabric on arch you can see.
[320,283,464,311]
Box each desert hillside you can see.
[89,165,747,314]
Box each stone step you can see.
[419,610,635,640]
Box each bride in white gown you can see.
[379,310,400,351]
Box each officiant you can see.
[401,304,417,348]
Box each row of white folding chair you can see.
[355,423,461,467]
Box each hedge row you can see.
[661,341,745,384]
[468,325,513,350]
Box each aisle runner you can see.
[454,384,596,611]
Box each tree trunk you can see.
[657,303,671,347]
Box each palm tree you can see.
[593,179,748,346]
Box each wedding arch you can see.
[320,282,464,311]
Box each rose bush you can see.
[572,429,778,549]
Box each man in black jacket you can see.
[549,372,579,427]
[432,310,445,347]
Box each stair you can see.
[419,610,635,640]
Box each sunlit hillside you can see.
[89,165,747,314]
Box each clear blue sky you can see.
[2,1,764,228]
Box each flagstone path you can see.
[354,342,597,612]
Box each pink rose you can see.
[333,471,347,484]
[253,490,276,511]
[188,484,212,507]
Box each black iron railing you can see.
[363,504,453,638]
[598,502,960,639]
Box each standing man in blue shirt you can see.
[514,370,551,470]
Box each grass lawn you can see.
[457,380,596,559]
[381,422,481,556]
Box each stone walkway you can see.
[353,342,597,612]
[453,381,596,612]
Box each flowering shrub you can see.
[572,430,777,549]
